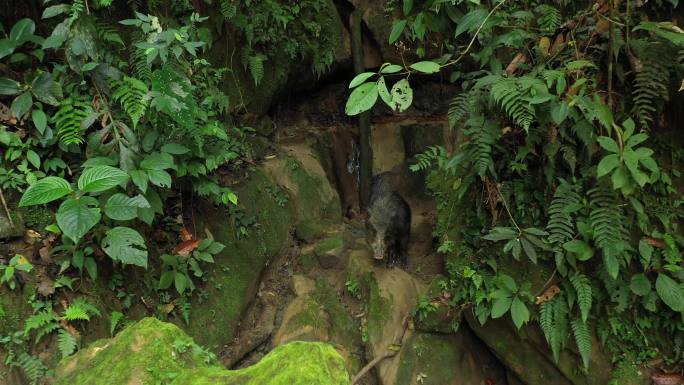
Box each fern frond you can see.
[247,54,266,86]
[15,353,47,385]
[24,311,58,336]
[111,76,148,129]
[220,0,237,19]
[535,5,561,33]
[551,297,569,363]
[64,305,90,321]
[547,181,580,246]
[410,146,448,172]
[96,21,124,46]
[588,187,629,253]
[570,274,592,322]
[54,96,91,145]
[71,297,101,317]
[539,300,555,343]
[490,77,535,131]
[129,32,152,81]
[58,329,78,358]
[464,116,498,179]
[632,61,670,129]
[571,318,592,371]
[447,89,483,129]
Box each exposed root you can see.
[351,315,410,385]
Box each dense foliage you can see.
[346,0,684,375]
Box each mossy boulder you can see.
[465,312,613,385]
[314,234,346,269]
[181,169,293,349]
[171,341,350,385]
[263,143,342,242]
[394,331,507,385]
[54,318,209,385]
[54,318,351,385]
[413,275,458,334]
[274,277,362,373]
[0,285,34,336]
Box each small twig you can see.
[351,315,410,385]
[536,268,558,297]
[0,187,15,228]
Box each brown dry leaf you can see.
[161,302,175,315]
[536,285,561,304]
[39,246,52,263]
[505,53,528,75]
[173,239,200,256]
[180,227,193,242]
[539,37,551,56]
[679,78,684,92]
[37,278,55,297]
[0,102,17,125]
[645,237,666,248]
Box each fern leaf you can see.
[220,0,237,19]
[111,76,148,129]
[54,96,91,145]
[247,54,266,86]
[539,300,555,343]
[96,21,124,46]
[409,146,447,172]
[463,116,498,179]
[24,311,58,336]
[588,187,629,254]
[570,274,592,322]
[490,77,535,131]
[58,329,78,358]
[64,305,90,321]
[632,62,670,128]
[535,5,561,33]
[16,353,47,385]
[571,318,592,371]
[71,297,101,317]
[550,297,569,363]
[448,90,481,129]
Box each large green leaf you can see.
[10,19,35,43]
[151,65,196,129]
[102,227,148,268]
[389,19,407,44]
[345,82,378,116]
[11,92,33,119]
[510,297,530,329]
[31,73,63,106]
[140,152,175,170]
[77,166,129,193]
[490,297,512,319]
[104,194,150,221]
[655,274,684,312]
[0,78,22,95]
[19,176,72,206]
[563,240,594,261]
[147,169,172,188]
[596,154,620,177]
[56,197,101,243]
[349,72,376,89]
[630,273,652,296]
[409,61,441,74]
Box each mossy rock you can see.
[0,285,34,336]
[263,144,342,242]
[314,234,346,269]
[394,331,506,385]
[54,318,350,385]
[171,341,350,385]
[413,275,458,334]
[180,169,293,349]
[54,318,209,385]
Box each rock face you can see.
[54,318,350,385]
[180,142,341,349]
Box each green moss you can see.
[55,318,207,385]
[414,275,456,334]
[300,252,318,272]
[20,205,53,229]
[181,169,292,350]
[609,362,648,385]
[311,278,359,345]
[395,333,476,385]
[367,275,392,340]
[286,300,327,335]
[170,341,350,385]
[0,286,34,335]
[286,156,341,241]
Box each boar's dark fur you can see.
[367,173,411,267]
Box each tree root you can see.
[351,315,410,385]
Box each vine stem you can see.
[0,187,15,229]
[493,181,521,233]
[439,0,512,69]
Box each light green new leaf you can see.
[78,166,129,193]
[102,227,148,268]
[409,61,441,74]
[104,194,150,221]
[147,169,172,188]
[655,274,684,312]
[510,297,530,329]
[19,176,72,206]
[160,143,190,155]
[377,77,393,108]
[56,197,101,243]
[380,64,403,74]
[349,72,376,89]
[563,240,594,261]
[597,136,618,153]
[140,152,175,170]
[345,82,378,116]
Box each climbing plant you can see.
[346,0,684,375]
